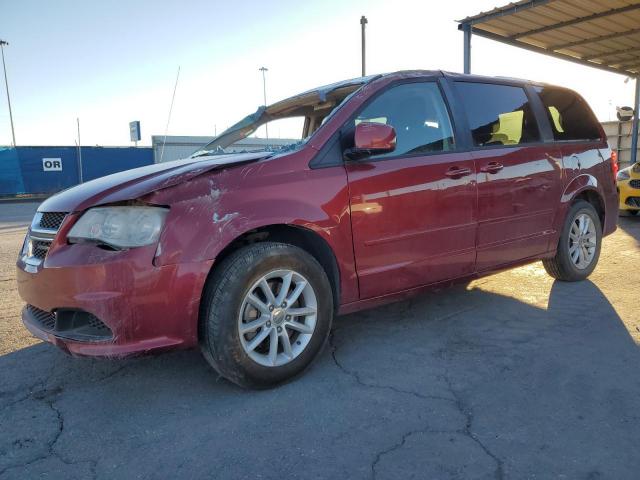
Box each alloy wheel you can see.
[568,213,597,270]
[238,269,317,367]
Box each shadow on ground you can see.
[617,214,640,247]
[2,274,640,479]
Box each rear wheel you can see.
[199,242,333,388]
[543,200,602,281]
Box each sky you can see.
[0,0,637,147]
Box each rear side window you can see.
[354,82,455,159]
[454,82,540,147]
[534,86,601,142]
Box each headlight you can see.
[617,169,631,181]
[68,206,168,248]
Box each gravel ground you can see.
[0,202,38,356]
[1,202,639,479]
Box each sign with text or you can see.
[42,158,62,172]
[129,121,141,142]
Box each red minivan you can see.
[17,71,618,388]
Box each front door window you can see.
[354,82,455,160]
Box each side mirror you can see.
[345,122,397,159]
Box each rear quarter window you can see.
[534,86,602,142]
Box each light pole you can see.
[259,66,269,140]
[0,40,16,147]
[360,16,368,77]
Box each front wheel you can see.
[199,242,333,388]
[543,200,602,282]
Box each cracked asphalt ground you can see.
[1,201,640,479]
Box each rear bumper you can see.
[16,245,213,358]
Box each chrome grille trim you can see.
[29,228,58,237]
[21,211,68,265]
[28,232,56,242]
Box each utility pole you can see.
[360,16,368,77]
[0,40,16,147]
[259,66,269,139]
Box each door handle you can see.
[445,166,472,178]
[480,162,504,173]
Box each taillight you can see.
[611,150,619,180]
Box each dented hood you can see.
[39,152,268,213]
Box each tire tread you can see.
[199,242,332,388]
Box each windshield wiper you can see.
[191,146,228,158]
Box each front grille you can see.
[629,179,640,189]
[26,305,56,331]
[84,314,112,334]
[31,240,51,259]
[25,305,113,341]
[23,211,68,264]
[39,212,66,230]
[626,197,640,208]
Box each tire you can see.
[199,242,333,389]
[543,200,602,282]
[628,210,639,216]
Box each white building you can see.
[151,136,297,163]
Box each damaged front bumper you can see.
[16,242,213,358]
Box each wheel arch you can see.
[572,189,605,227]
[543,184,604,282]
[202,223,342,315]
[560,174,605,228]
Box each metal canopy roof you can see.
[459,0,640,77]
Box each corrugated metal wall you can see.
[0,146,153,196]
[602,121,639,167]
[0,147,25,195]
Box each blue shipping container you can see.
[0,146,153,196]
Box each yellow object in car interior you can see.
[489,110,523,145]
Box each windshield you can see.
[195,116,308,157]
[191,76,377,157]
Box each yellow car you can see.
[617,162,640,216]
